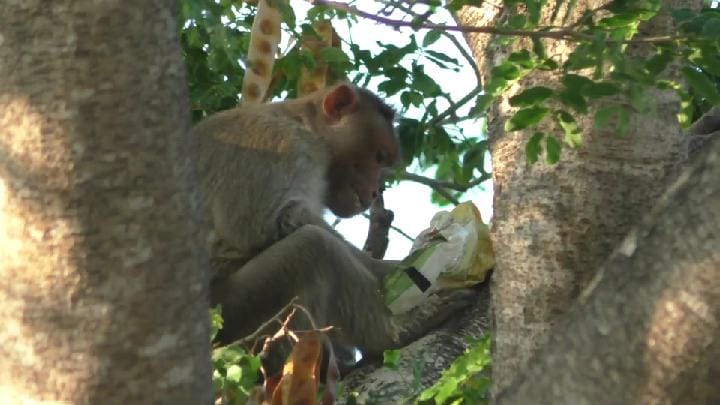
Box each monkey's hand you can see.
[276,199,326,238]
[394,289,477,344]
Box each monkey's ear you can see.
[322,84,357,121]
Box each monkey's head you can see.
[315,84,398,218]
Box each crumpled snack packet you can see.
[382,201,494,314]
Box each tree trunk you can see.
[0,2,211,403]
[456,0,686,394]
[498,136,720,404]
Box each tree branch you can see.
[309,0,679,44]
[400,171,488,192]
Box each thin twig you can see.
[362,212,415,241]
[309,0,679,44]
[388,2,483,122]
[429,85,482,126]
[441,31,482,85]
[228,297,300,349]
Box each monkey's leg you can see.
[211,224,399,350]
[276,200,399,280]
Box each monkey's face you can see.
[320,84,398,218]
[325,115,397,218]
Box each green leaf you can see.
[628,83,649,112]
[423,30,442,46]
[594,105,620,130]
[412,66,442,96]
[584,82,621,98]
[617,107,631,135]
[400,90,424,108]
[558,89,588,113]
[681,66,720,104]
[537,58,559,70]
[425,50,459,66]
[469,94,495,116]
[555,110,582,147]
[225,365,242,383]
[699,45,720,76]
[378,78,406,96]
[210,306,223,341]
[545,136,562,164]
[492,61,521,80]
[598,14,638,28]
[508,14,527,29]
[526,132,544,163]
[508,50,534,69]
[702,18,720,39]
[485,77,509,96]
[645,48,673,75]
[671,8,695,23]
[561,74,594,92]
[506,106,549,132]
[566,44,597,70]
[462,141,488,179]
[532,37,546,58]
[318,47,350,64]
[527,0,542,24]
[383,349,401,369]
[509,86,554,107]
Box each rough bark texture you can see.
[342,283,492,403]
[0,2,211,403]
[456,1,687,393]
[498,136,720,404]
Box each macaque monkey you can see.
[193,83,472,370]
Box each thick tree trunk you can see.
[498,136,720,404]
[0,2,211,403]
[456,1,686,393]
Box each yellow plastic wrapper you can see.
[382,201,494,314]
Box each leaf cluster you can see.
[210,306,262,405]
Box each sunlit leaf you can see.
[383,350,401,369]
[555,110,582,147]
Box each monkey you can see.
[192,83,474,372]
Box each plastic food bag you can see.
[382,201,494,314]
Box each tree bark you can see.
[456,0,686,393]
[498,136,720,404]
[0,2,211,403]
[342,283,492,403]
